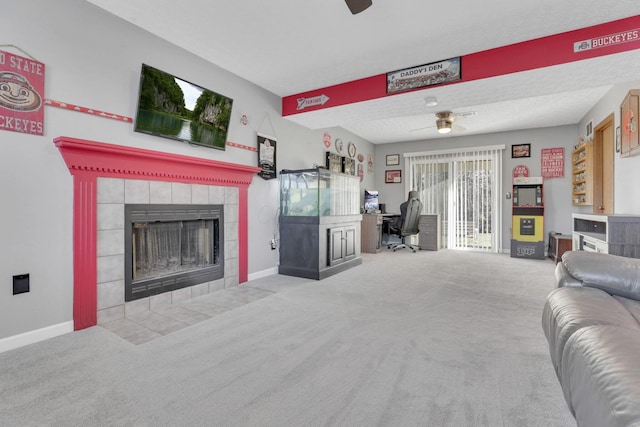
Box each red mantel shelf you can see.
[54,136,261,330]
[54,136,260,185]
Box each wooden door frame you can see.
[593,113,615,214]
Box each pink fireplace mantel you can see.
[54,136,261,330]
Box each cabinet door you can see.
[344,226,357,259]
[327,226,358,266]
[328,227,346,266]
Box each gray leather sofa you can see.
[542,251,640,427]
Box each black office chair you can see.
[387,197,422,252]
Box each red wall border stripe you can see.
[54,136,261,330]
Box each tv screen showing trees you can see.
[134,64,233,150]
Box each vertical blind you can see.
[405,145,504,252]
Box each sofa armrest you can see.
[555,260,582,288]
[562,251,640,301]
[542,286,640,381]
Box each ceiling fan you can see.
[345,0,372,14]
[411,110,476,134]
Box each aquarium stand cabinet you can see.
[279,215,362,280]
[278,168,362,280]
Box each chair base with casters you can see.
[388,237,420,252]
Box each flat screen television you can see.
[364,189,379,211]
[134,64,233,150]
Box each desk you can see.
[361,214,383,253]
[361,213,400,253]
[381,214,400,244]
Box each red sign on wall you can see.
[0,50,45,135]
[541,148,565,178]
[512,164,529,178]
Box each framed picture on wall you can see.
[386,154,400,166]
[385,169,402,183]
[511,143,531,158]
[586,120,593,141]
[342,156,356,175]
[325,151,342,173]
[620,89,640,157]
[257,134,277,180]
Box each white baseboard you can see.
[247,266,278,282]
[0,321,74,354]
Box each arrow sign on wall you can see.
[296,94,330,110]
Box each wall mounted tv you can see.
[134,64,233,150]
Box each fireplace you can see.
[54,136,261,330]
[125,204,224,301]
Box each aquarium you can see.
[279,168,360,216]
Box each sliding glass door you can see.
[450,158,495,250]
[413,161,450,249]
[408,145,503,252]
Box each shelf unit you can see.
[572,213,640,258]
[571,141,593,206]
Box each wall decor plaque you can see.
[325,151,342,173]
[620,89,640,157]
[0,50,45,135]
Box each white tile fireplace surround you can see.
[54,136,260,331]
[96,178,239,324]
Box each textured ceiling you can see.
[86,0,640,143]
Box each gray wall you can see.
[373,126,576,251]
[0,0,374,340]
[577,79,640,215]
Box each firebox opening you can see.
[124,204,224,302]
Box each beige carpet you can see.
[0,250,575,426]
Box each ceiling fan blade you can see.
[345,0,372,14]
[450,111,476,122]
[410,123,466,133]
[411,110,474,133]
[410,125,436,132]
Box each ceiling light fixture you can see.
[436,118,452,134]
[424,96,438,107]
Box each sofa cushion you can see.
[561,325,640,427]
[562,251,640,301]
[613,295,640,325]
[542,286,640,380]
